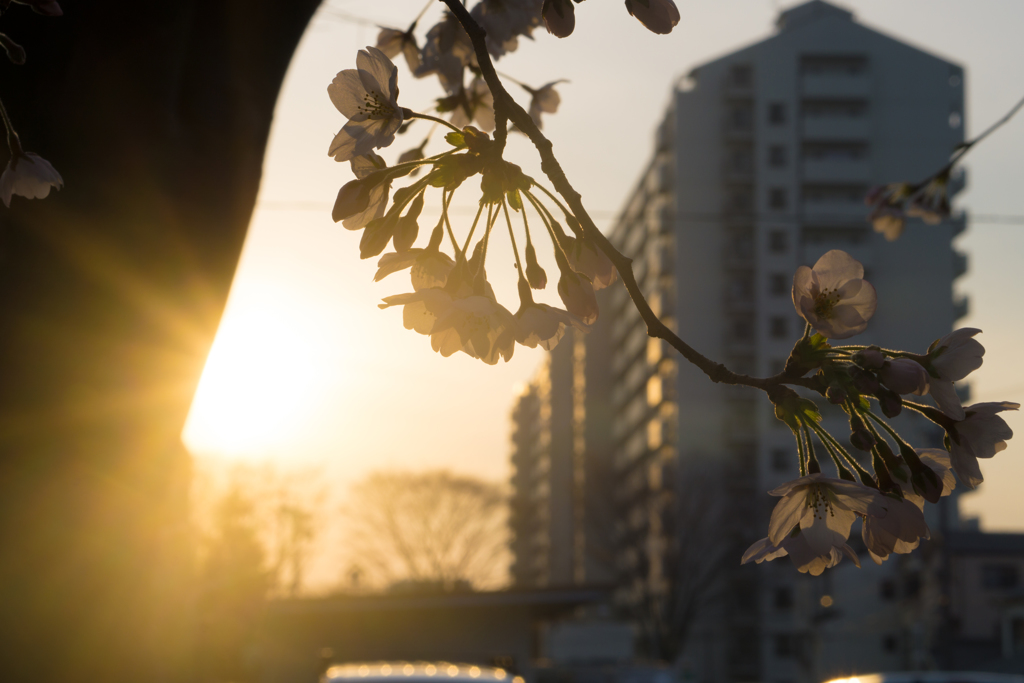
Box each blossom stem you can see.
[406,110,463,134]
[862,410,915,455]
[410,0,434,28]
[957,91,1024,157]
[460,203,485,255]
[801,421,822,475]
[440,188,463,259]
[502,199,525,275]
[0,95,22,156]
[794,422,808,477]
[807,420,873,482]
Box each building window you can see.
[768,145,787,168]
[769,273,787,296]
[726,102,754,132]
[800,54,868,76]
[774,587,793,610]
[774,634,796,658]
[730,64,753,87]
[982,564,1020,590]
[768,102,786,125]
[768,230,788,252]
[769,188,788,210]
[771,448,790,472]
[731,317,754,342]
[770,316,788,339]
[727,145,754,175]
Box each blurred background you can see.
[2,1,1024,682]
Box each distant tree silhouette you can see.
[197,487,273,683]
[342,470,509,590]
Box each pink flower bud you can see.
[543,0,576,38]
[878,358,929,396]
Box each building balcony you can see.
[953,249,968,279]
[801,74,872,98]
[802,116,871,140]
[802,159,871,183]
[954,294,969,321]
[801,200,867,223]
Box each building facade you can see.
[510,2,970,682]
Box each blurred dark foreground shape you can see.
[0,2,319,681]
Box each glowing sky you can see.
[183,0,1024,586]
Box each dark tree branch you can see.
[438,0,816,399]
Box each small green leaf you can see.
[445,131,466,147]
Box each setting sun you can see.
[183,285,334,458]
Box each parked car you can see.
[322,662,524,683]
[824,674,1024,683]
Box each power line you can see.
[255,200,1024,226]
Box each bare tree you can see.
[633,458,734,663]
[342,469,509,591]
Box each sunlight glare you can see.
[183,291,335,458]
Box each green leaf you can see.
[445,132,466,147]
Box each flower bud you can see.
[877,387,903,419]
[849,414,875,451]
[332,178,372,223]
[854,347,885,370]
[850,366,881,394]
[557,270,598,325]
[543,0,576,37]
[850,429,876,452]
[826,385,846,405]
[525,242,547,289]
[878,358,929,395]
[624,0,680,35]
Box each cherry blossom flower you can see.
[515,303,584,351]
[565,234,617,290]
[333,152,391,229]
[328,47,404,162]
[767,473,886,558]
[417,13,474,95]
[557,268,599,325]
[431,294,518,364]
[542,0,576,37]
[514,278,586,350]
[742,530,861,576]
[525,80,568,129]
[471,0,543,59]
[624,0,680,35]
[900,448,956,508]
[450,77,495,133]
[374,248,456,291]
[865,182,912,241]
[792,249,877,339]
[1,151,63,207]
[907,172,951,225]
[917,328,984,420]
[379,287,454,336]
[947,402,1019,489]
[376,27,421,73]
[878,358,929,396]
[862,495,930,564]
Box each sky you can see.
[182,0,1024,590]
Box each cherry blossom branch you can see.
[437,0,808,398]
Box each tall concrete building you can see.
[510,2,970,682]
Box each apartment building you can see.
[510,2,969,681]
